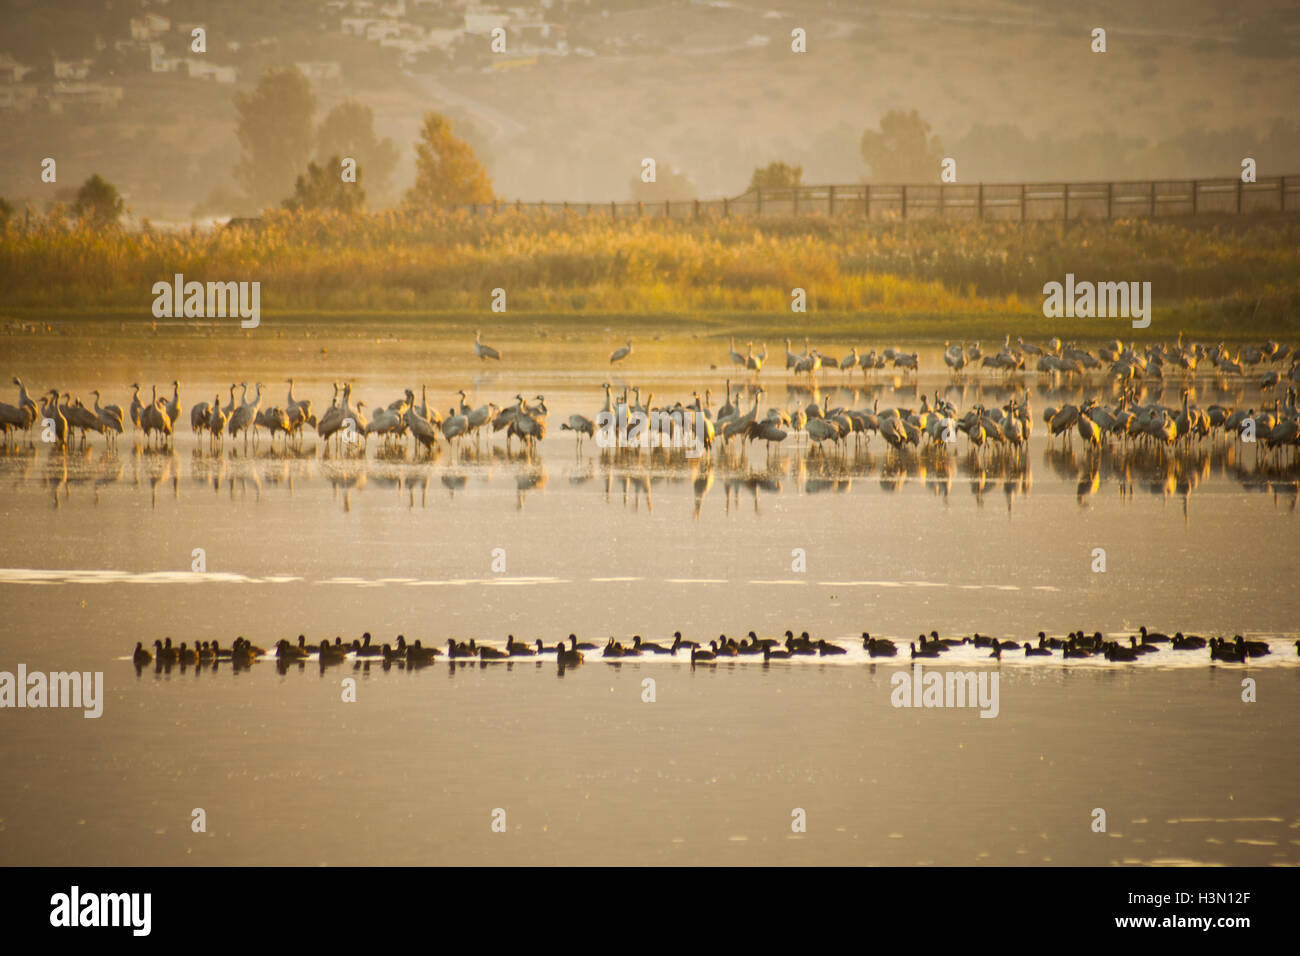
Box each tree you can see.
[406,112,495,209]
[234,67,316,209]
[283,157,365,214]
[627,164,698,202]
[0,197,13,230]
[859,109,944,182]
[748,161,803,192]
[72,174,124,226]
[316,101,399,200]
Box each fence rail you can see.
[459,175,1299,222]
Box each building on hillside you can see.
[0,53,33,83]
[49,82,124,112]
[53,57,94,80]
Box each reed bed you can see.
[2,210,1298,327]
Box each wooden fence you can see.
[461,174,1299,222]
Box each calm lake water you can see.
[1,319,1297,865]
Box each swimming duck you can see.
[862,633,897,657]
[1234,635,1269,657]
[506,635,535,656]
[479,644,510,660]
[633,635,670,654]
[557,642,583,666]
[910,641,943,659]
[1171,632,1207,650]
[1129,636,1159,655]
[197,642,215,663]
[988,643,1002,660]
[1105,642,1139,662]
[690,644,716,664]
[1062,640,1091,659]
[407,640,439,663]
[276,639,309,661]
[1023,642,1051,657]
[355,632,382,657]
[177,642,198,665]
[569,634,598,651]
[534,639,556,655]
[748,631,780,650]
[132,642,153,666]
[817,640,847,656]
[1209,638,1246,662]
[763,644,793,660]
[670,631,699,652]
[153,638,177,664]
[318,641,347,663]
[1138,626,1170,644]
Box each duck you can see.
[1209,638,1247,662]
[275,639,309,661]
[318,641,347,663]
[1138,626,1170,644]
[479,644,510,661]
[354,632,383,657]
[747,631,780,650]
[1129,636,1159,655]
[1171,632,1207,650]
[569,634,598,651]
[910,640,943,658]
[713,637,739,657]
[736,637,764,656]
[690,644,716,664]
[177,642,198,665]
[862,633,897,657]
[763,644,793,660]
[1062,640,1091,659]
[506,635,536,656]
[1234,635,1270,657]
[817,640,847,656]
[237,636,267,656]
[988,643,1002,660]
[556,642,583,666]
[1039,631,1067,649]
[153,638,177,664]
[197,642,215,663]
[928,630,964,648]
[1105,642,1139,662]
[633,635,670,654]
[132,642,153,665]
[669,632,700,654]
[534,639,557,655]
[1023,642,1051,657]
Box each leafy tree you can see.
[283,156,365,214]
[72,174,124,226]
[748,161,803,191]
[406,112,495,208]
[234,67,316,209]
[627,164,698,202]
[859,109,944,182]
[316,101,399,200]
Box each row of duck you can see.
[131,627,1293,669]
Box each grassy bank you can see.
[2,211,1298,340]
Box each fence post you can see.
[1106,181,1113,219]
[1019,183,1026,221]
[693,198,700,220]
[864,185,871,219]
[901,185,908,219]
[828,185,836,216]
[1236,178,1243,215]
[1149,181,1156,218]
[977,183,983,220]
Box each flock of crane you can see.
[4,332,1297,464]
[130,625,1294,672]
